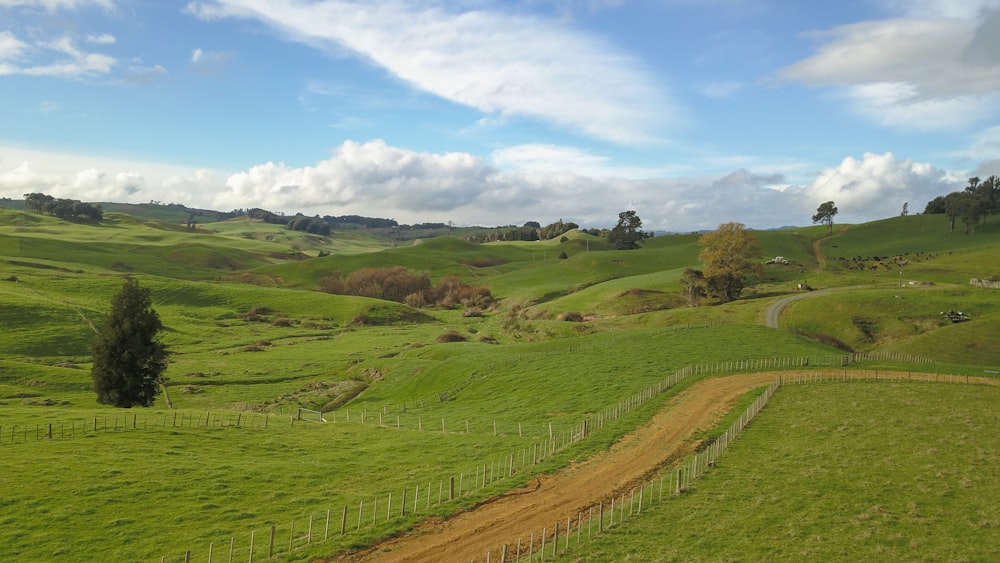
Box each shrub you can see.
[320,267,494,310]
[239,306,274,322]
[436,331,468,343]
[557,311,584,322]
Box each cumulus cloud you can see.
[800,152,951,221]
[0,143,960,232]
[778,7,1000,130]
[185,0,674,145]
[0,161,144,200]
[215,140,497,213]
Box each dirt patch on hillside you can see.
[328,372,780,562]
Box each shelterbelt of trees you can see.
[923,175,999,234]
[22,192,104,222]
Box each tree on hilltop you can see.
[91,278,169,408]
[812,201,838,235]
[608,210,651,249]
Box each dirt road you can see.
[335,373,780,562]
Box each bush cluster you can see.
[319,266,494,309]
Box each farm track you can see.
[330,371,999,562]
[332,372,790,562]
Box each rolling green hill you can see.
[1,204,998,561]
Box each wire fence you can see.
[154,363,994,562]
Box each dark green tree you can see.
[812,201,838,234]
[91,278,169,407]
[608,210,651,249]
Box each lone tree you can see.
[91,278,169,408]
[608,210,651,249]
[698,222,761,303]
[812,201,838,234]
[680,268,707,307]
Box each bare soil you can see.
[329,372,781,562]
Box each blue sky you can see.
[2,0,999,231]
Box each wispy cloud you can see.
[85,33,115,45]
[185,0,676,145]
[778,7,1000,131]
[0,0,114,10]
[0,32,116,78]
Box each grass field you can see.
[2,204,999,560]
[559,381,1000,561]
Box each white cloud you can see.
[0,32,116,78]
[85,33,115,45]
[216,140,496,213]
[0,143,961,232]
[0,145,224,206]
[881,0,1000,19]
[0,161,143,200]
[190,47,235,74]
[800,152,951,221]
[185,0,675,145]
[0,0,113,10]
[0,30,28,60]
[778,10,1000,130]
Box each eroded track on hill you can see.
[329,372,780,562]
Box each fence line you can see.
[159,364,991,562]
[480,369,993,562]
[0,409,270,445]
[970,277,1000,289]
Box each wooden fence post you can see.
[268,525,275,558]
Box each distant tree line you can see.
[539,219,579,240]
[23,193,103,222]
[217,207,401,232]
[924,176,999,234]
[286,214,331,235]
[318,266,494,309]
[466,225,541,243]
[466,219,584,243]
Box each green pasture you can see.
[2,205,1000,560]
[781,285,1000,364]
[560,381,1000,562]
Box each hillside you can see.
[1,205,998,560]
